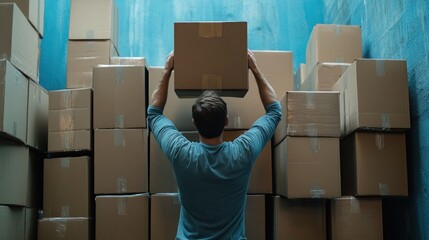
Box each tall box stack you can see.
[93,63,149,240]
[0,3,46,240]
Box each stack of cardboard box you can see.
[0,2,47,240]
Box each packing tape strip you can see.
[59,110,75,131]
[231,115,241,129]
[375,133,385,150]
[86,29,95,39]
[117,198,127,215]
[61,205,70,217]
[55,220,67,238]
[381,113,391,129]
[116,177,128,193]
[379,183,390,195]
[85,41,94,49]
[335,56,345,63]
[60,131,74,150]
[334,25,343,36]
[310,138,320,153]
[202,74,222,90]
[115,114,125,128]
[61,158,70,168]
[61,90,79,109]
[376,60,386,77]
[350,197,360,213]
[305,92,315,110]
[198,23,223,38]
[113,129,126,147]
[115,67,124,85]
[307,124,318,137]
[309,185,326,198]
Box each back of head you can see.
[192,91,227,139]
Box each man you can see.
[147,50,281,239]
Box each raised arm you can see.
[151,51,174,109]
[248,50,278,107]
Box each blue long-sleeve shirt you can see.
[147,101,281,240]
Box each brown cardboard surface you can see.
[48,108,91,132]
[27,80,48,151]
[274,136,341,198]
[332,59,410,136]
[0,60,29,143]
[0,206,37,240]
[94,129,148,194]
[0,138,42,208]
[95,194,149,240]
[0,0,44,36]
[274,91,341,145]
[69,0,118,47]
[93,65,147,129]
[341,132,408,196]
[306,24,362,73]
[330,197,383,240]
[38,218,92,240]
[48,130,91,153]
[110,57,146,66]
[66,40,117,89]
[174,22,248,97]
[150,131,272,194]
[302,63,350,91]
[49,88,91,110]
[43,157,91,218]
[272,196,326,240]
[245,195,266,240]
[0,3,39,81]
[293,63,306,91]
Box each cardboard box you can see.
[271,196,326,240]
[93,65,147,129]
[301,63,350,91]
[150,194,265,240]
[0,206,37,240]
[96,194,149,240]
[274,136,341,198]
[43,157,92,218]
[330,197,383,240]
[49,88,91,110]
[48,109,91,132]
[0,60,29,143]
[0,138,42,208]
[306,24,362,73]
[38,218,92,240]
[66,40,118,89]
[0,3,39,81]
[332,59,410,136]
[69,0,118,47]
[27,80,48,151]
[150,131,272,193]
[174,22,248,97]
[274,91,341,146]
[48,130,91,153]
[293,63,306,91]
[0,0,44,36]
[94,129,148,194]
[341,132,408,196]
[110,57,146,66]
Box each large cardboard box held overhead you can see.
[332,59,410,136]
[69,0,118,47]
[67,40,117,89]
[174,22,248,97]
[0,138,42,208]
[94,129,148,194]
[330,197,383,240]
[93,65,147,129]
[0,0,45,36]
[43,157,92,218]
[96,194,149,240]
[150,194,265,240]
[0,3,39,81]
[306,24,362,73]
[0,60,29,143]
[341,132,408,196]
[301,63,350,91]
[274,136,341,198]
[27,80,48,151]
[271,196,326,240]
[38,218,92,240]
[150,131,272,194]
[0,206,37,240]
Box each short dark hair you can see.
[192,91,227,139]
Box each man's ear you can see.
[225,115,229,126]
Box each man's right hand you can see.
[248,50,258,73]
[165,51,174,72]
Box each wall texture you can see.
[324,0,429,239]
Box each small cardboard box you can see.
[38,217,92,240]
[0,206,37,240]
[0,0,44,36]
[0,3,39,81]
[0,60,29,143]
[96,194,149,240]
[332,59,410,136]
[43,156,92,218]
[27,80,48,151]
[271,196,326,240]
[94,129,148,194]
[48,130,92,153]
[301,63,350,91]
[306,24,362,73]
[341,132,408,196]
[274,136,341,198]
[93,65,147,129]
[66,40,117,89]
[330,197,383,240]
[174,22,248,97]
